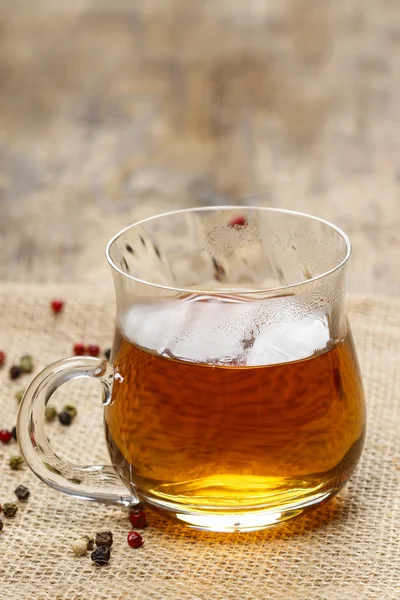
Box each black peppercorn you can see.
[95,530,113,548]
[11,426,17,441]
[91,546,110,566]
[9,365,21,380]
[14,485,30,501]
[104,348,111,361]
[0,518,3,532]
[58,411,72,426]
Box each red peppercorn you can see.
[87,344,100,357]
[127,531,144,549]
[51,299,64,313]
[129,509,147,529]
[228,215,247,227]
[0,351,5,367]
[73,343,85,356]
[0,429,12,444]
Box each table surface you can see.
[1,286,399,600]
[0,0,399,295]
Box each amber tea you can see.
[105,295,365,529]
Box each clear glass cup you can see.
[17,207,365,532]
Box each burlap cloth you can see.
[0,283,399,600]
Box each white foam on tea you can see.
[120,296,331,366]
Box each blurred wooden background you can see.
[0,0,399,295]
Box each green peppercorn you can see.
[72,539,88,556]
[63,404,77,419]
[14,485,30,501]
[15,389,25,403]
[81,535,95,550]
[20,354,34,373]
[9,455,24,470]
[95,531,113,548]
[45,405,57,422]
[3,503,18,518]
[0,518,3,532]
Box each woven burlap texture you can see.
[0,284,399,600]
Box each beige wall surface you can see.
[0,0,399,295]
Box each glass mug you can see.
[18,207,365,532]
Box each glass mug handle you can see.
[17,356,138,507]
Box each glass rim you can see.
[105,206,351,295]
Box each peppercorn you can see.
[9,455,24,470]
[129,509,147,529]
[91,546,111,566]
[51,299,64,313]
[9,365,21,380]
[228,215,247,228]
[0,518,3,532]
[11,426,17,441]
[58,411,72,426]
[95,531,113,548]
[127,531,144,548]
[88,344,100,357]
[45,405,57,422]
[20,355,34,374]
[0,429,12,444]
[104,348,111,361]
[0,350,5,367]
[3,503,18,518]
[81,535,95,550]
[63,404,77,419]
[14,485,30,501]
[72,539,88,556]
[73,343,85,356]
[15,389,25,403]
